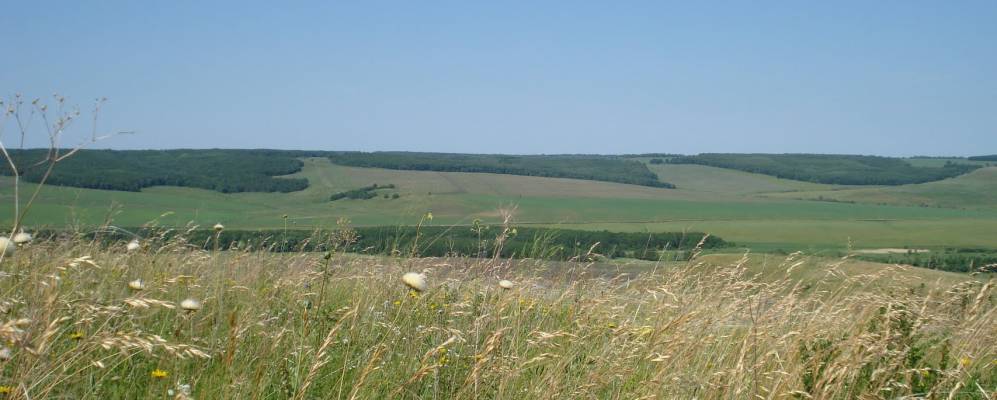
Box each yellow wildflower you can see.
[438,347,449,366]
[151,369,169,379]
[0,386,11,394]
[69,331,84,340]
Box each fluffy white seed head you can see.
[213,223,225,232]
[0,346,11,361]
[126,239,141,252]
[499,279,515,290]
[128,279,145,291]
[402,272,428,292]
[180,298,202,311]
[0,237,15,258]
[12,231,32,245]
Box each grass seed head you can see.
[402,272,428,292]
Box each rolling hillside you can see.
[767,166,997,210]
[4,157,997,252]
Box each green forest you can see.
[667,153,978,185]
[329,184,398,201]
[968,154,997,161]
[327,152,675,188]
[1,149,312,193]
[855,249,997,273]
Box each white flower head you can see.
[0,237,14,258]
[213,223,225,232]
[402,272,428,292]
[499,279,515,290]
[0,346,11,361]
[12,231,32,245]
[126,239,141,252]
[180,298,202,311]
[128,279,145,291]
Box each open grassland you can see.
[0,235,992,399]
[643,162,844,195]
[3,158,997,251]
[768,167,997,211]
[664,154,979,185]
[553,219,997,253]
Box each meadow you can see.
[3,157,997,253]
[0,231,992,398]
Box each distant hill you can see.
[667,153,978,185]
[968,154,997,161]
[327,152,675,188]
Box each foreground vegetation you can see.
[667,154,979,185]
[0,231,992,399]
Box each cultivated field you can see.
[0,233,992,398]
[3,158,997,252]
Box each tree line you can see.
[329,184,397,201]
[855,250,997,273]
[0,149,310,193]
[327,152,676,188]
[71,226,725,261]
[667,153,978,185]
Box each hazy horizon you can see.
[3,2,996,156]
[6,147,994,159]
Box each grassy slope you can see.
[645,162,842,194]
[3,157,997,250]
[767,166,997,210]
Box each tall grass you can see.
[0,231,992,399]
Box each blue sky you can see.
[2,1,995,156]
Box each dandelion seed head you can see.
[126,239,141,252]
[499,279,515,290]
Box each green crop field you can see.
[4,156,997,252]
[766,166,997,211]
